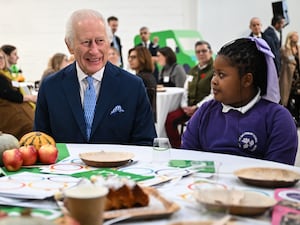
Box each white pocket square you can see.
[110,105,125,115]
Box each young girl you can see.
[181,37,298,165]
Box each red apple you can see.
[0,210,7,218]
[2,149,23,171]
[38,144,58,164]
[19,145,38,166]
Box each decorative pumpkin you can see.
[19,131,56,151]
[0,131,20,166]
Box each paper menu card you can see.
[0,172,79,199]
[168,160,216,173]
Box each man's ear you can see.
[65,38,74,54]
[242,73,253,88]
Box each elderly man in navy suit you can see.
[34,9,157,145]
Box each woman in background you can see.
[41,52,70,80]
[0,49,35,139]
[128,46,157,121]
[157,46,186,87]
[279,31,300,125]
[1,44,23,81]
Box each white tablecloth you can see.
[156,87,185,138]
[64,144,300,225]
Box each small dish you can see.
[79,151,135,168]
[193,188,276,216]
[156,87,166,92]
[156,85,166,92]
[234,167,300,188]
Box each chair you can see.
[179,121,188,135]
[147,87,157,123]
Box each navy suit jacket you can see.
[34,62,157,145]
[263,26,281,74]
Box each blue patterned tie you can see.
[84,76,96,140]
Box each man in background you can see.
[107,16,123,67]
[264,15,285,74]
[249,17,265,38]
[136,26,159,81]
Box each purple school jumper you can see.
[181,99,298,165]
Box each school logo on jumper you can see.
[238,132,257,152]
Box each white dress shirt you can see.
[76,62,104,105]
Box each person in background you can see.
[157,46,186,87]
[108,47,121,67]
[41,53,70,81]
[128,46,157,121]
[182,37,297,165]
[249,17,266,39]
[1,44,23,81]
[107,16,123,67]
[0,50,35,139]
[34,9,157,145]
[165,41,214,148]
[136,26,159,81]
[264,15,285,74]
[68,54,75,64]
[0,49,14,80]
[279,31,300,125]
[0,48,36,102]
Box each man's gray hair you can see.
[65,9,112,47]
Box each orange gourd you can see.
[19,131,56,150]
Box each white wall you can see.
[197,0,300,53]
[0,0,299,82]
[0,0,197,82]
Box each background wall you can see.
[0,0,299,82]
[197,0,299,52]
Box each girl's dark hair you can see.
[217,38,267,95]
[157,46,177,66]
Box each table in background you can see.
[156,87,185,138]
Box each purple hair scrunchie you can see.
[248,37,280,103]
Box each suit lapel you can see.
[91,63,121,136]
[62,64,87,139]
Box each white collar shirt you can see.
[271,25,281,41]
[222,90,261,114]
[253,33,262,38]
[76,62,105,105]
[143,40,150,48]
